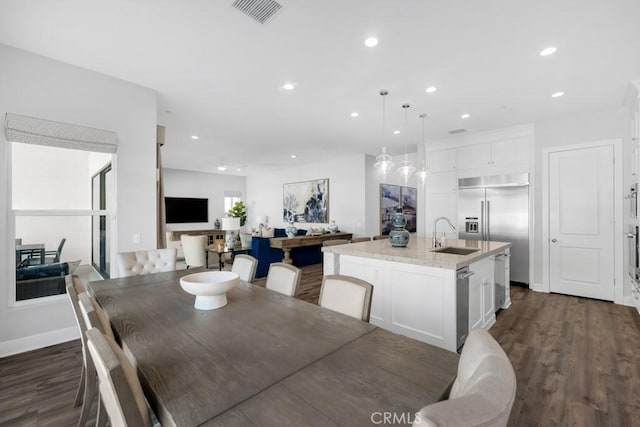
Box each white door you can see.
[549,145,615,300]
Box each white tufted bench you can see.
[116,249,177,277]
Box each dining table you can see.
[15,243,45,265]
[88,269,459,427]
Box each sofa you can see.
[251,228,323,278]
[16,262,69,301]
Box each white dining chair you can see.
[231,254,258,282]
[319,275,374,322]
[413,329,517,427]
[265,262,301,296]
[65,276,94,427]
[86,328,153,427]
[181,235,207,269]
[116,248,177,277]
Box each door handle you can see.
[486,200,490,241]
[627,233,636,239]
[480,200,485,241]
[457,271,475,279]
[551,238,558,243]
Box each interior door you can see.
[549,145,614,300]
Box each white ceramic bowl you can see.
[179,271,240,310]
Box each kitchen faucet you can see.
[433,217,456,248]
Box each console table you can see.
[270,232,352,264]
[169,229,224,245]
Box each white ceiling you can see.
[1,0,639,175]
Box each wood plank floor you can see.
[1,264,639,426]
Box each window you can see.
[224,190,243,214]
[12,143,113,301]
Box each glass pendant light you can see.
[415,113,428,184]
[397,104,416,184]
[374,90,394,176]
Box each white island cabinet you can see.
[322,238,511,352]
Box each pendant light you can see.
[397,103,416,184]
[373,90,394,176]
[415,113,428,184]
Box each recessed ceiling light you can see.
[461,113,471,119]
[364,37,378,47]
[425,86,437,93]
[551,91,565,98]
[540,47,557,56]
[217,166,227,171]
[393,130,400,135]
[350,112,359,118]
[282,83,295,90]
[191,135,199,140]
[236,168,241,172]
[290,154,297,159]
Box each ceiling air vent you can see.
[448,128,467,135]
[233,0,282,24]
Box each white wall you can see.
[163,168,246,230]
[533,108,630,294]
[246,155,369,236]
[0,44,157,355]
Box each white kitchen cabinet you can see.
[457,137,530,174]
[427,148,457,172]
[468,256,496,331]
[426,170,457,193]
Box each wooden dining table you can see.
[88,269,459,427]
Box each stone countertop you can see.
[321,237,511,270]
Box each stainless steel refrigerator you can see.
[458,173,529,285]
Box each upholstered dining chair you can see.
[322,239,350,247]
[116,248,177,277]
[65,276,95,427]
[319,275,374,322]
[350,237,371,243]
[231,254,258,282]
[181,235,207,269]
[265,263,302,297]
[372,235,387,240]
[86,328,153,427]
[412,329,517,427]
[44,237,66,264]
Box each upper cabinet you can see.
[427,148,456,172]
[457,137,530,172]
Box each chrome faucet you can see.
[433,217,456,248]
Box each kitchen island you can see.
[322,238,511,352]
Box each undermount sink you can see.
[431,247,479,256]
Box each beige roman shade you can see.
[4,113,118,153]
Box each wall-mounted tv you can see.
[165,197,208,224]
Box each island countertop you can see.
[321,237,511,270]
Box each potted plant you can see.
[227,201,249,247]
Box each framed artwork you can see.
[380,184,401,235]
[283,178,329,223]
[401,186,417,233]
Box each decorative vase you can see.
[328,220,339,234]
[214,218,221,230]
[225,230,237,249]
[389,207,410,247]
[285,221,297,238]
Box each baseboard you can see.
[0,326,79,357]
[530,282,549,293]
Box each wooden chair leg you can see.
[72,364,86,407]
[77,364,96,427]
[96,396,108,427]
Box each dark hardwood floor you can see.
[1,264,639,426]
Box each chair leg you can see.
[77,367,96,427]
[72,364,86,407]
[96,396,108,427]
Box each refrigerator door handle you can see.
[487,200,491,241]
[480,200,485,240]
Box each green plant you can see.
[227,201,247,227]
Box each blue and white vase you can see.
[285,221,297,238]
[389,207,410,248]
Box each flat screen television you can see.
[165,197,208,223]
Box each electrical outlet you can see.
[132,233,141,244]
